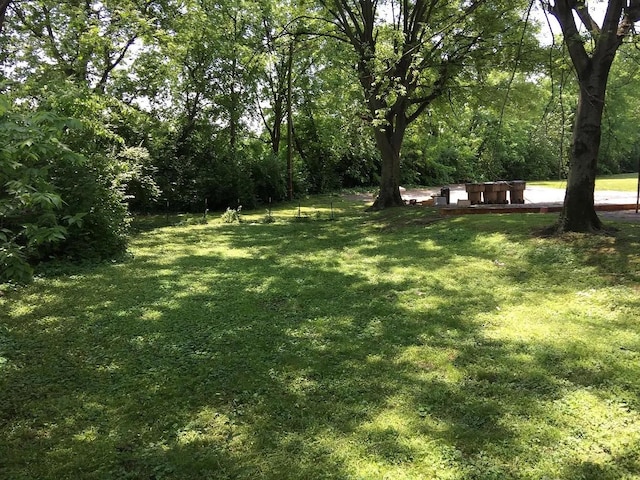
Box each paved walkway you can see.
[400,184,638,206]
[397,184,640,222]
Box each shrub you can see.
[0,98,76,283]
[0,93,131,283]
[221,206,242,223]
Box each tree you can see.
[257,2,292,156]
[544,0,640,232]
[0,89,137,283]
[0,0,10,34]
[318,0,530,209]
[0,0,166,282]
[5,0,162,93]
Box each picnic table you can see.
[465,181,526,205]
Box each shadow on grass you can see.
[2,212,640,479]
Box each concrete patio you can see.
[399,184,640,220]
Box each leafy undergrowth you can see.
[2,199,640,479]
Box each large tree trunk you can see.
[547,0,640,233]
[557,84,606,232]
[370,127,405,210]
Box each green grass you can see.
[2,198,640,479]
[531,173,639,192]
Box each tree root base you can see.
[538,219,618,237]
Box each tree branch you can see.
[601,0,624,35]
[95,34,138,93]
[406,62,450,124]
[618,0,640,37]
[0,0,10,34]
[549,0,590,79]
[319,0,360,49]
[257,101,274,140]
[574,0,601,37]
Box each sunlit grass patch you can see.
[594,173,639,192]
[530,173,639,191]
[2,200,640,479]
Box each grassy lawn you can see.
[531,173,639,192]
[2,198,640,479]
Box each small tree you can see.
[544,0,640,232]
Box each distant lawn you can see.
[2,199,640,479]
[531,173,639,191]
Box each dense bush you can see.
[46,151,130,262]
[1,98,77,283]
[0,94,131,283]
[116,147,162,213]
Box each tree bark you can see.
[368,106,408,209]
[548,0,637,233]
[370,128,404,209]
[558,83,605,232]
